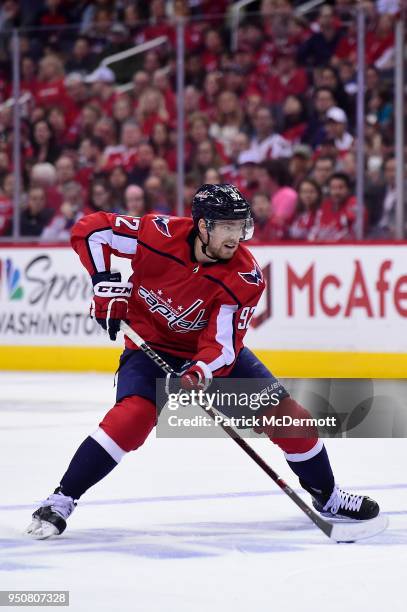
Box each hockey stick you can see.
[120,321,388,543]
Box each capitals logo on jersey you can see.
[138,286,208,333]
[153,216,171,237]
[238,263,263,286]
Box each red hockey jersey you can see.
[71,213,265,376]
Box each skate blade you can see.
[330,513,389,543]
[25,518,59,540]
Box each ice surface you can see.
[0,372,406,612]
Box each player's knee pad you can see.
[257,397,319,455]
[99,395,157,452]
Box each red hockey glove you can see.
[165,360,213,395]
[91,272,133,341]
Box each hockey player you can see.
[26,184,379,538]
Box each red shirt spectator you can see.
[266,50,308,106]
[309,173,365,241]
[35,55,66,109]
[0,193,12,236]
[249,193,286,243]
[201,29,224,72]
[289,179,322,240]
[86,67,118,117]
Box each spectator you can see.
[123,184,145,216]
[209,91,244,157]
[30,162,57,189]
[184,85,202,116]
[63,72,89,124]
[222,65,247,98]
[123,3,142,40]
[257,159,297,229]
[128,143,155,186]
[47,107,69,148]
[309,172,363,241]
[319,65,351,117]
[85,179,113,214]
[339,152,357,191]
[233,159,259,201]
[143,50,161,77]
[77,137,105,184]
[136,87,170,137]
[0,151,10,183]
[112,95,133,125]
[150,157,176,204]
[0,173,13,236]
[40,200,83,241]
[65,36,98,74]
[250,192,285,243]
[60,181,84,211]
[93,117,117,148]
[132,71,151,109]
[220,132,250,182]
[267,48,308,107]
[202,28,224,73]
[185,52,206,89]
[85,67,117,116]
[289,178,322,240]
[187,113,218,161]
[153,69,176,120]
[204,168,221,184]
[325,107,354,153]
[20,186,54,237]
[280,95,308,143]
[367,86,393,128]
[299,5,344,67]
[99,25,131,82]
[150,122,176,172]
[289,144,313,188]
[30,119,60,164]
[200,72,223,120]
[35,55,66,110]
[86,6,114,56]
[190,140,223,185]
[144,175,171,214]
[55,155,77,189]
[303,87,337,148]
[312,155,336,195]
[102,119,141,172]
[70,103,102,143]
[367,157,401,239]
[20,55,39,97]
[108,166,128,210]
[242,106,292,163]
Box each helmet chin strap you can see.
[198,230,219,261]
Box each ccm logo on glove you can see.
[90,272,133,341]
[94,283,133,296]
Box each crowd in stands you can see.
[0,0,404,242]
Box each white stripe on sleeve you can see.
[207,304,238,372]
[89,229,137,271]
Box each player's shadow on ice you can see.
[52,520,312,556]
[48,518,407,556]
[2,515,406,567]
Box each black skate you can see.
[25,488,76,539]
[306,483,379,521]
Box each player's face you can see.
[207,220,246,259]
